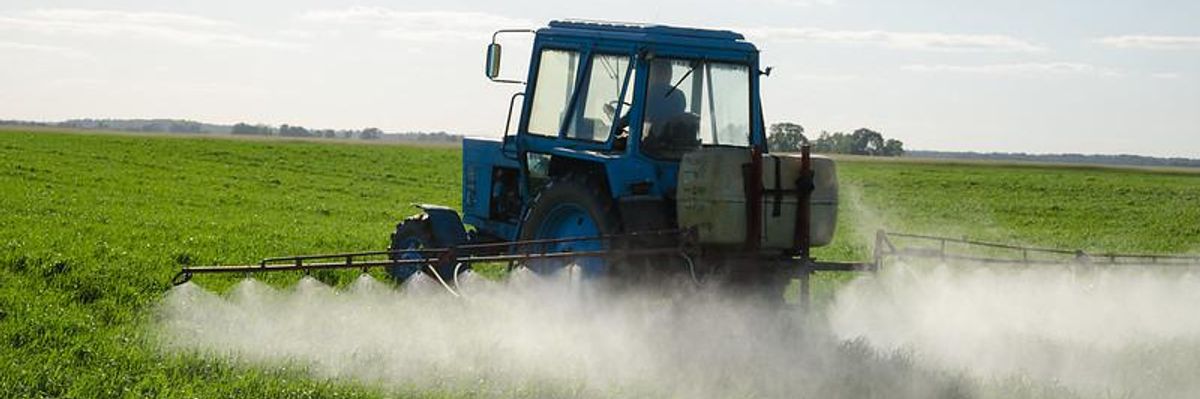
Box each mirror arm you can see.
[492,29,536,44]
[490,78,528,85]
[488,29,536,85]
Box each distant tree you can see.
[278,124,313,137]
[167,121,202,133]
[231,123,257,135]
[232,122,274,135]
[807,128,902,157]
[882,139,905,156]
[767,122,807,152]
[812,131,833,153]
[812,131,854,154]
[360,127,383,140]
[851,128,885,155]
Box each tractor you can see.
[386,20,844,298]
[172,20,857,303]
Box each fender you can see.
[413,204,468,247]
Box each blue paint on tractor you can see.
[414,204,468,246]
[461,137,521,241]
[526,202,606,276]
[386,236,425,281]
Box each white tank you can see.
[677,147,838,250]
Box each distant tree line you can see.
[232,123,386,140]
[0,118,462,143]
[232,123,463,142]
[0,118,227,134]
[395,131,460,143]
[768,122,905,156]
[909,150,1200,168]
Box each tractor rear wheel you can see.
[387,215,460,283]
[518,176,620,277]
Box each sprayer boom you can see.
[172,229,694,286]
[172,229,1199,308]
[874,231,1200,268]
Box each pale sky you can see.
[1,0,1197,157]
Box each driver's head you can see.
[649,59,673,86]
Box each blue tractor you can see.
[384,20,845,296]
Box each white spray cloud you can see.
[156,260,1200,398]
[156,271,965,398]
[830,262,1200,397]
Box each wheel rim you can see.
[528,203,607,276]
[387,237,423,281]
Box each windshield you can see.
[641,58,751,159]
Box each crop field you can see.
[2,128,1199,397]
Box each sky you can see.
[0,0,1197,157]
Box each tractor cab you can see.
[464,20,771,246]
[500,21,762,159]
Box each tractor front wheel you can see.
[387,215,460,283]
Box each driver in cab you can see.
[644,59,687,128]
[611,59,689,149]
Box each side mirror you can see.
[485,43,502,79]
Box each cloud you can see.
[766,0,839,6]
[299,7,531,42]
[0,8,299,49]
[1150,72,1182,79]
[1098,35,1200,50]
[0,40,88,58]
[903,62,1121,77]
[742,27,1044,52]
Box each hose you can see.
[679,251,704,286]
[452,262,469,290]
[424,263,461,297]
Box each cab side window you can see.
[566,54,632,142]
[527,49,581,137]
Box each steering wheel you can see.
[602,100,632,120]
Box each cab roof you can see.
[540,20,757,53]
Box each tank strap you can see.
[772,156,783,217]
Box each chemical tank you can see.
[677,147,838,251]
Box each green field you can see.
[1,129,1198,397]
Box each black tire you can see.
[387,215,460,283]
[518,176,621,276]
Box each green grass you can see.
[1,128,1198,397]
[808,156,1200,304]
[834,157,1200,253]
[0,129,458,398]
